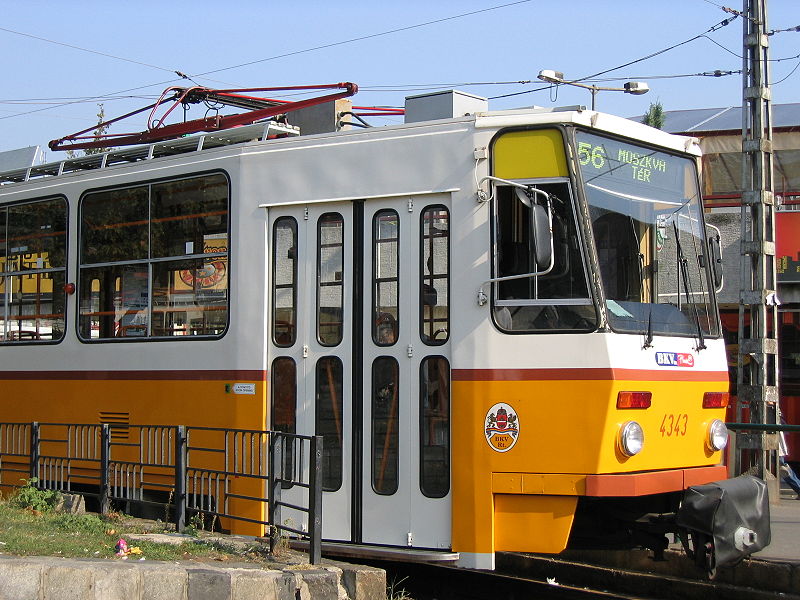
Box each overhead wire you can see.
[773,58,800,85]
[568,16,739,85]
[0,25,185,77]
[0,0,533,122]
[488,16,741,100]
[1,3,796,129]
[190,0,533,78]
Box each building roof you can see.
[633,103,800,134]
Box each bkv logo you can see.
[655,352,694,367]
[485,403,520,453]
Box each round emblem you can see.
[485,402,519,453]
[180,261,226,288]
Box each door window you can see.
[271,357,297,487]
[372,210,399,346]
[316,356,344,491]
[371,356,399,495]
[317,213,344,346]
[420,356,450,498]
[420,207,449,345]
[273,217,298,347]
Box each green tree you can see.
[66,104,114,158]
[642,101,665,130]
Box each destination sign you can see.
[575,131,689,194]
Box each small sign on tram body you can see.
[231,383,256,395]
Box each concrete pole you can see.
[735,0,780,501]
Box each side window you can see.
[273,217,298,347]
[0,197,67,343]
[316,357,343,492]
[78,174,229,340]
[420,206,449,345]
[372,210,399,346]
[372,356,399,495]
[317,213,344,346]
[493,182,596,332]
[271,357,297,488]
[420,356,450,498]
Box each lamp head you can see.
[624,81,650,95]
[538,70,565,84]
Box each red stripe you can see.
[0,370,267,381]
[452,368,728,383]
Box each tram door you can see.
[269,202,354,542]
[268,197,451,549]
[360,197,451,550]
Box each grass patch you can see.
[0,502,245,563]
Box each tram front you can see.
[454,119,769,573]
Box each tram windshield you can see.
[576,131,719,339]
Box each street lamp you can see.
[537,70,649,110]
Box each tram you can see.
[0,88,767,570]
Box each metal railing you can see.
[726,423,800,433]
[0,422,323,564]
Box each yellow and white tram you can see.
[0,90,765,569]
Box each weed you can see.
[185,511,205,536]
[164,490,173,523]
[387,576,414,600]
[10,478,61,512]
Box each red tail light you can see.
[703,392,729,409]
[617,391,652,409]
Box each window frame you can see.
[316,212,345,347]
[419,205,450,346]
[0,195,68,346]
[490,178,597,334]
[315,355,344,492]
[372,209,400,347]
[371,355,400,496]
[76,171,230,343]
[419,355,450,498]
[272,216,298,348]
[271,356,298,490]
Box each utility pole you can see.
[735,0,779,499]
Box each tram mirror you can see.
[708,232,723,291]
[530,203,553,271]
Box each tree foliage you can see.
[642,101,666,130]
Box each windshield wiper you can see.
[629,217,653,349]
[673,222,706,351]
[643,308,654,349]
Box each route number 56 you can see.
[578,142,606,169]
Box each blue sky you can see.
[0,0,798,158]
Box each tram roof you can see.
[0,103,701,187]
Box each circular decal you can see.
[485,402,519,453]
[180,261,226,288]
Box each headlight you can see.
[618,421,644,456]
[707,419,728,451]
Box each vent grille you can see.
[99,412,130,440]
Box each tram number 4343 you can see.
[660,414,688,437]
